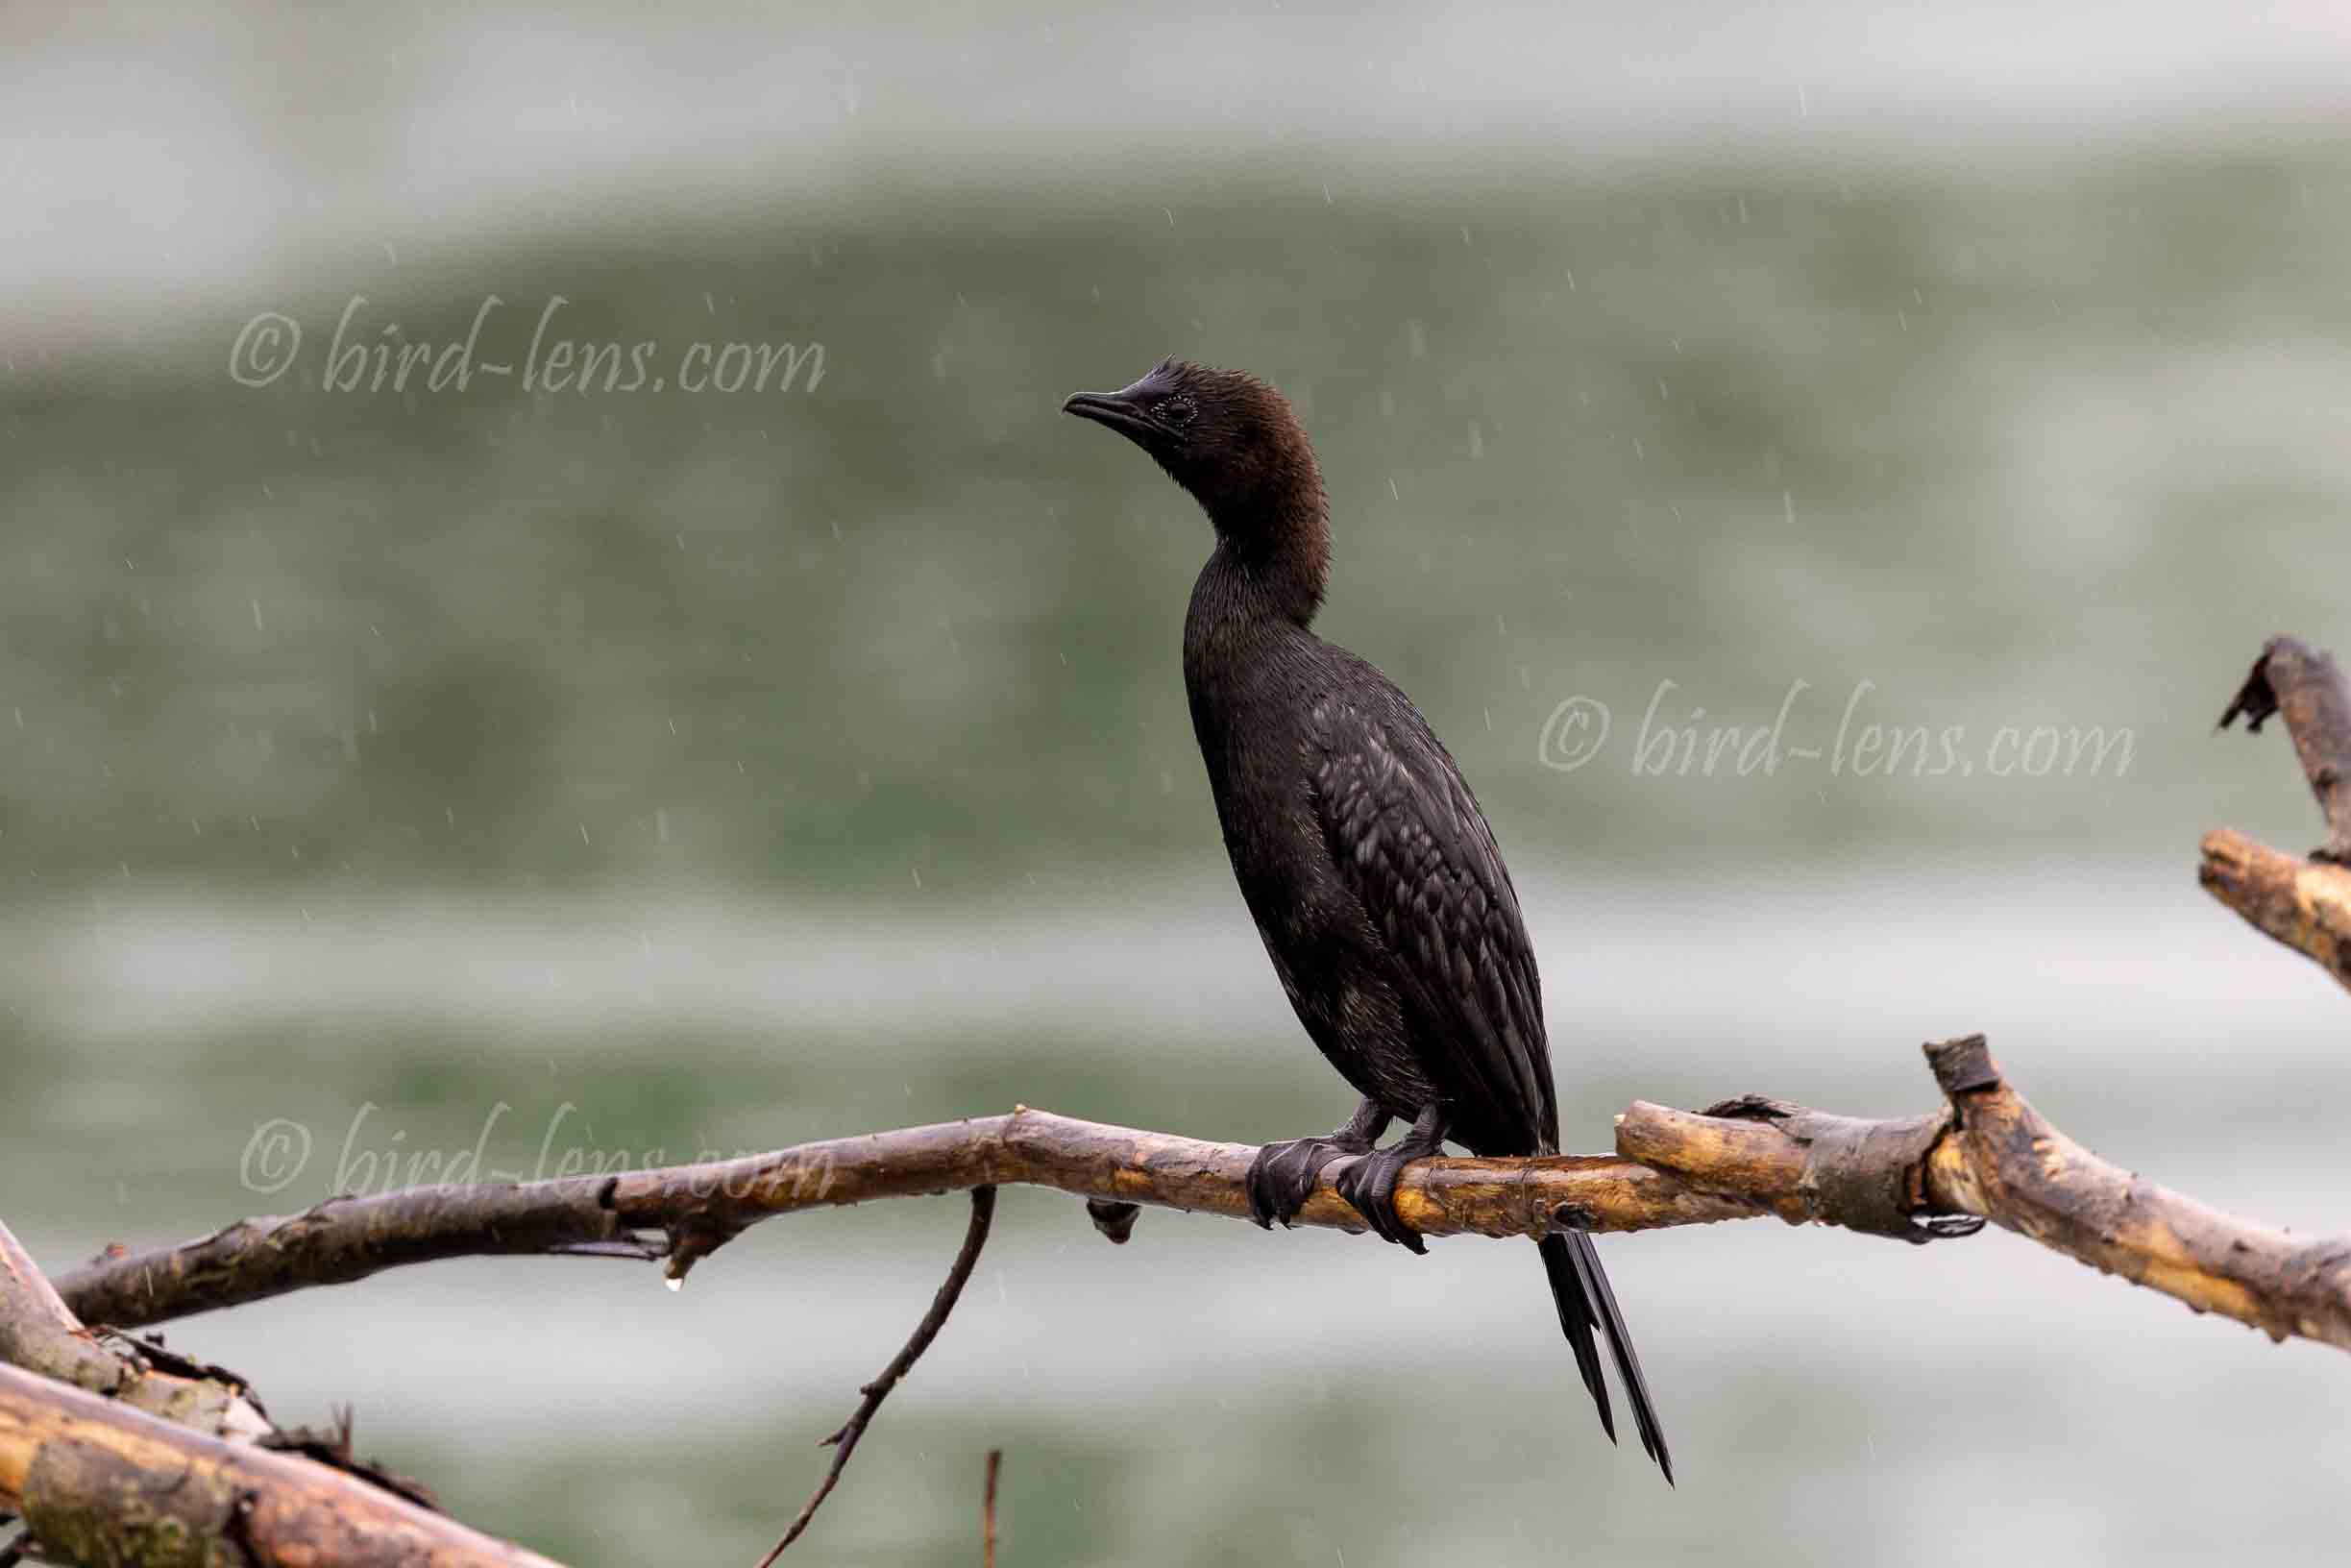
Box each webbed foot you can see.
[1332,1101,1451,1255]
[1244,1098,1390,1229]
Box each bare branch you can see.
[8,1217,496,1556]
[0,1218,271,1443]
[2218,634,2351,861]
[755,1187,997,1564]
[55,1111,1747,1330]
[53,1042,2351,1357]
[6,1222,549,1560]
[1921,1038,2351,1346]
[1627,1037,2351,1349]
[0,1363,566,1568]
[2205,635,2351,989]
[55,1183,636,1331]
[2198,827,2351,992]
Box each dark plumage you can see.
[1063,358,1672,1482]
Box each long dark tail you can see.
[1536,1232,1673,1484]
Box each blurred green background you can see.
[5,5,2349,1564]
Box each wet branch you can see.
[53,1039,2351,1357]
[0,1364,566,1568]
[53,1106,1738,1333]
[1625,1036,2351,1349]
[2197,827,2351,992]
[2208,634,2351,990]
[54,1183,649,1332]
[0,1217,270,1444]
[0,1217,560,1568]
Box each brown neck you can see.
[1199,446,1330,627]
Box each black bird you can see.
[1064,358,1671,1482]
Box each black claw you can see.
[1246,1135,1368,1230]
[1243,1160,1276,1229]
[1334,1148,1427,1254]
[1329,1103,1448,1253]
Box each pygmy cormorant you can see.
[1064,358,1671,1482]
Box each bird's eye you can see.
[1161,396,1196,429]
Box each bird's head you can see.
[1062,358,1327,557]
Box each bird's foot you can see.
[1245,1098,1391,1229]
[1332,1103,1451,1256]
[1333,1147,1427,1253]
[1245,1135,1372,1229]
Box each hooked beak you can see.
[1061,388,1162,443]
[1063,361,1180,445]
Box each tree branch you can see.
[54,1041,2351,1357]
[3,1217,551,1565]
[2197,827,2351,992]
[0,1363,566,1568]
[2207,634,2351,991]
[0,1218,271,1444]
[2218,634,2351,862]
[54,1109,1746,1332]
[54,1184,647,1333]
[1626,1036,2351,1349]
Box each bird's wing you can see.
[1306,685,1555,1151]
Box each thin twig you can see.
[753,1187,998,1564]
[983,1449,1002,1568]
